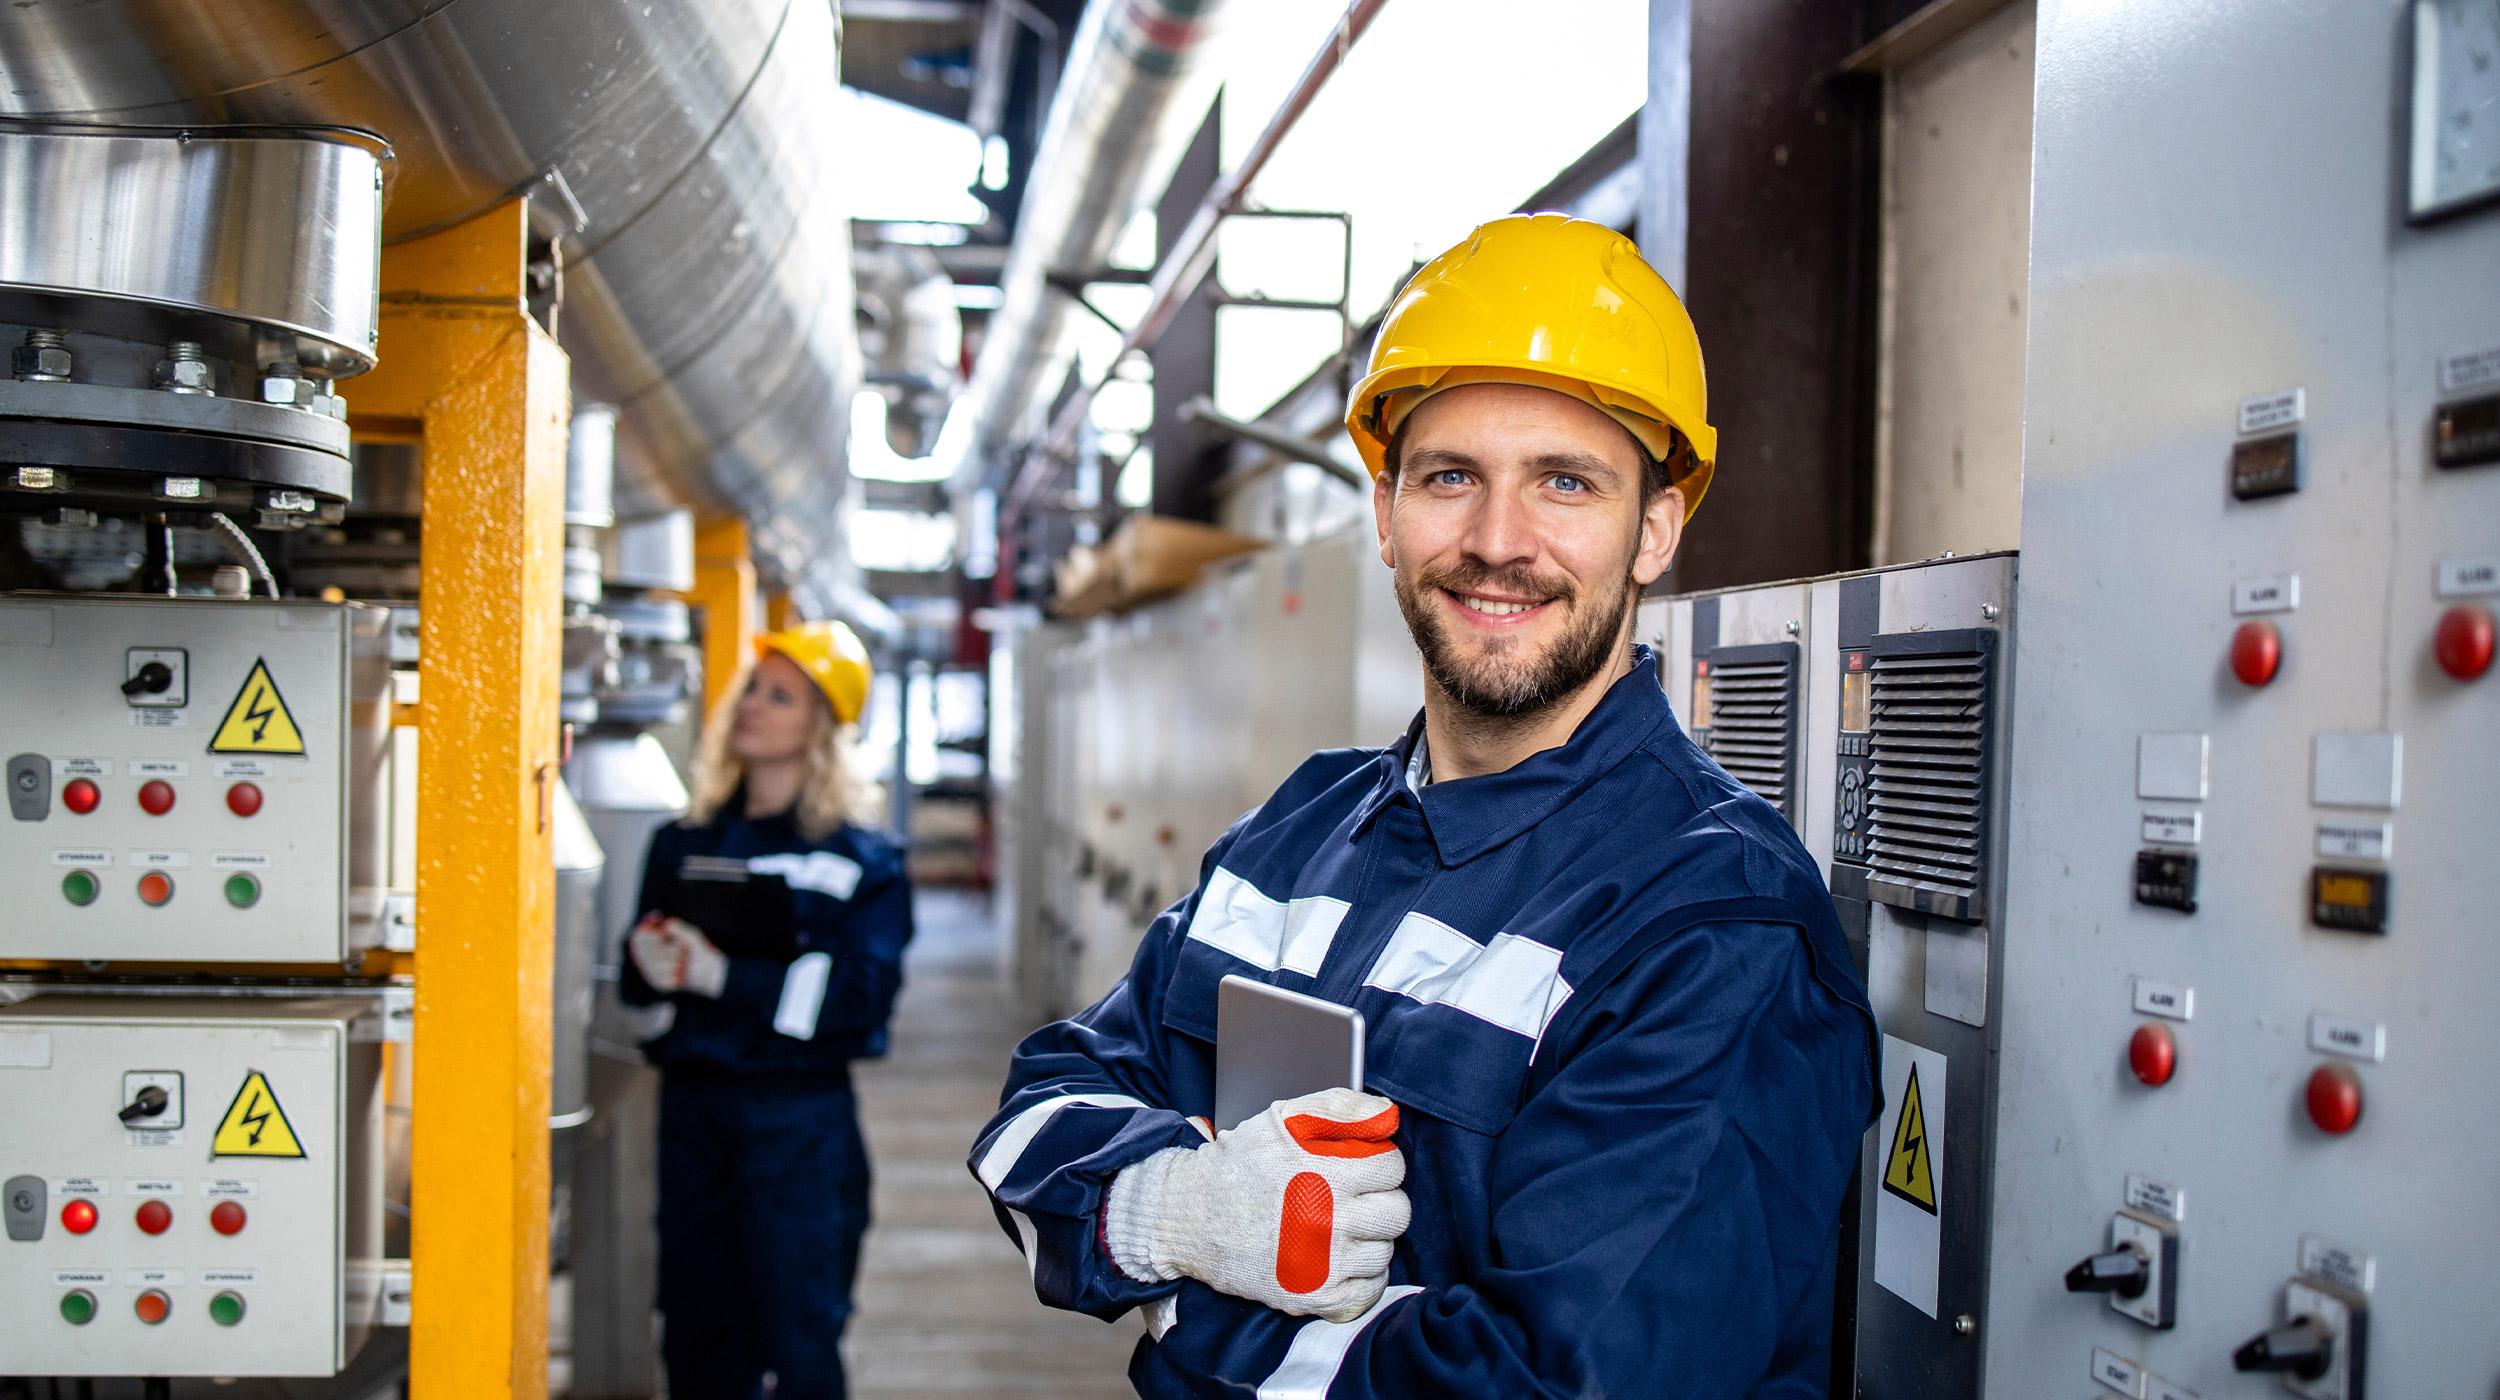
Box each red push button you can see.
[138,779,176,815]
[2230,620,2281,687]
[2128,1023,2177,1086]
[133,1289,170,1325]
[2306,1061,2364,1135]
[137,871,174,907]
[135,1199,172,1235]
[2436,604,2494,680]
[226,781,263,817]
[210,1200,248,1236]
[62,778,99,814]
[60,1198,98,1235]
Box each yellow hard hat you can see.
[755,621,872,725]
[1346,213,1716,520]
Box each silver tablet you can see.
[1214,974,1366,1133]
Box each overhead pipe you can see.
[1006,0,1390,518]
[942,0,1240,493]
[1184,397,1366,490]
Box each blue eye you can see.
[1432,468,1470,487]
[1551,475,1586,493]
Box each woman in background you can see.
[621,621,912,1400]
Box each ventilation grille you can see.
[1865,647,1992,922]
[1701,645,1797,818]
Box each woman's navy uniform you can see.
[622,798,913,1400]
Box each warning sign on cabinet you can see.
[210,1070,306,1159]
[1873,1035,1948,1318]
[208,660,306,756]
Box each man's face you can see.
[1374,383,1684,719]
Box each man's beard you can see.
[1395,558,1633,721]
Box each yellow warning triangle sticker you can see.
[211,1070,307,1159]
[208,658,306,755]
[1882,1063,1938,1214]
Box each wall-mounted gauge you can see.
[2410,0,2500,221]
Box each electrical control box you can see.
[0,996,385,1377]
[0,597,390,963]
[1659,553,2019,1399]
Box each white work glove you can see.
[1104,1087,1410,1323]
[627,915,728,999]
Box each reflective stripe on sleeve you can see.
[1362,915,1574,1044]
[1185,866,1349,977]
[1256,1285,1425,1399]
[771,951,833,1039]
[974,1091,1154,1280]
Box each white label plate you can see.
[2316,822,2392,861]
[124,1268,182,1288]
[2440,344,2500,395]
[2125,1174,2186,1222]
[52,1270,110,1288]
[52,1177,106,1197]
[2299,1234,2375,1293]
[2310,1013,2386,1062]
[2437,556,2500,598]
[213,758,272,780]
[2141,812,2202,846]
[2239,387,2305,435]
[50,849,111,867]
[2093,1345,2147,1397]
[124,1179,181,1197]
[59,757,111,778]
[211,852,272,869]
[2230,573,2301,614]
[2133,979,2195,1021]
[2136,733,2210,802]
[130,709,189,730]
[2312,733,2403,810]
[200,1268,258,1286]
[2148,1374,2201,1400]
[128,758,189,778]
[202,1178,259,1199]
[128,850,190,870]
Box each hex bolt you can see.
[259,362,309,407]
[12,328,72,382]
[14,466,58,490]
[153,341,216,396]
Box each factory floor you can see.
[847,889,1135,1399]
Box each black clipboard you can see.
[658,855,801,959]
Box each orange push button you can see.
[2128,1023,2177,1086]
[2230,620,2281,686]
[137,871,174,907]
[133,1289,170,1325]
[2306,1061,2363,1135]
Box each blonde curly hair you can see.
[684,656,884,840]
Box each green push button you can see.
[224,873,260,909]
[209,1291,245,1327]
[61,870,99,907]
[60,1289,95,1325]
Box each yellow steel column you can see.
[765,590,797,634]
[354,200,567,1400]
[692,517,759,719]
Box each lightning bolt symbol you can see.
[245,687,276,743]
[241,1089,272,1147]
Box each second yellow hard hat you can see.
[755,621,873,726]
[1346,213,1716,520]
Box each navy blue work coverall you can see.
[621,800,913,1400]
[972,649,1878,1397]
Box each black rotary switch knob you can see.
[122,662,173,697]
[118,1084,170,1124]
[2063,1246,2150,1299]
[2233,1317,2334,1381]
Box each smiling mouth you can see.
[1444,588,1553,621]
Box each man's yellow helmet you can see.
[756,621,873,726]
[1346,213,1716,521]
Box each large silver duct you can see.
[0,0,862,610]
[941,0,1236,490]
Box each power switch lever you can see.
[119,1084,170,1124]
[2233,1317,2334,1381]
[122,661,174,697]
[2063,1245,2150,1299]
